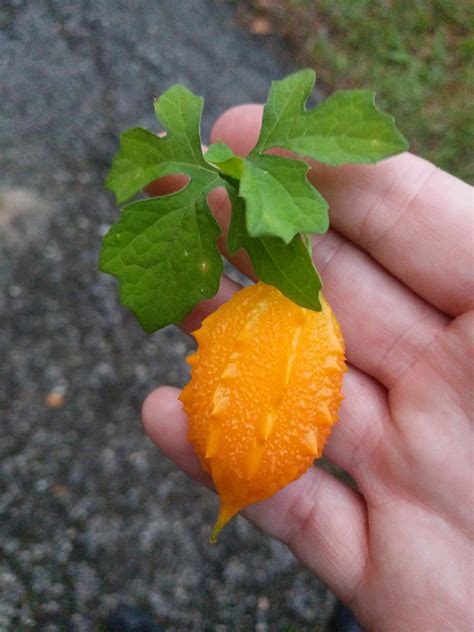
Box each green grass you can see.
[242,0,473,182]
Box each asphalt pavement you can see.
[0,1,335,629]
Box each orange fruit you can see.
[179,282,346,540]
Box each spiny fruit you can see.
[180,282,346,541]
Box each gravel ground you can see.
[0,1,335,629]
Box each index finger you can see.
[211,105,473,317]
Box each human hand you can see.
[142,105,473,631]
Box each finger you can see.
[310,155,473,317]
[310,228,448,388]
[211,104,264,157]
[212,105,473,316]
[324,365,389,493]
[145,173,190,197]
[142,386,368,602]
[142,386,213,488]
[207,187,254,276]
[244,464,367,604]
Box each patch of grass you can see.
[239,0,473,182]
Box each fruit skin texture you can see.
[180,282,346,540]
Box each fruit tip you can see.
[208,527,220,544]
[209,517,225,544]
[209,503,239,543]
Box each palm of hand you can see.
[142,105,473,631]
[348,311,472,630]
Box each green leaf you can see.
[205,142,244,179]
[240,154,328,244]
[99,181,223,332]
[106,85,215,204]
[252,68,409,165]
[102,84,227,331]
[102,72,409,331]
[227,192,322,311]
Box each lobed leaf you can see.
[205,142,244,179]
[240,154,328,244]
[227,192,322,311]
[99,181,223,331]
[106,85,214,204]
[252,69,409,165]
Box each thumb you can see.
[210,104,264,157]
